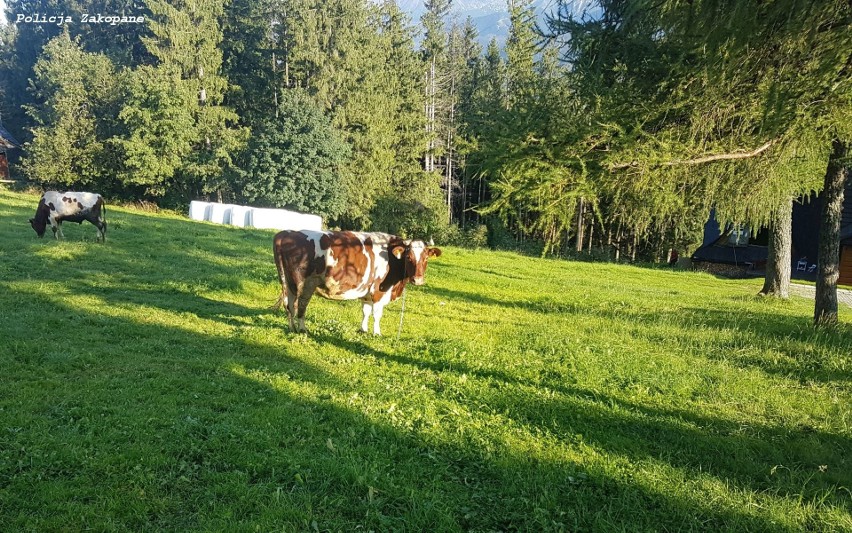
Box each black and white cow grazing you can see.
[30,191,107,242]
[272,230,442,335]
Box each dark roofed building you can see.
[793,181,852,286]
[693,179,852,285]
[0,124,21,181]
[691,216,768,277]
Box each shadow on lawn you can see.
[317,335,851,508]
[0,287,817,532]
[0,282,828,531]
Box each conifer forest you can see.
[1,1,850,322]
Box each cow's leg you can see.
[273,271,298,332]
[271,272,289,313]
[372,303,385,335]
[95,217,106,242]
[370,291,393,336]
[361,302,372,333]
[294,278,320,333]
[285,285,297,332]
[372,300,394,335]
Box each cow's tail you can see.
[270,291,287,312]
[270,236,289,312]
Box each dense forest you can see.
[1,1,850,322]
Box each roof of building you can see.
[691,240,769,265]
[0,124,21,150]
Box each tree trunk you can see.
[446,75,455,224]
[427,58,437,173]
[814,140,848,326]
[587,210,594,253]
[461,170,467,226]
[576,197,585,252]
[272,52,279,118]
[759,196,793,298]
[614,223,622,261]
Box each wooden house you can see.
[792,180,852,286]
[841,206,852,286]
[0,124,21,181]
[693,179,852,286]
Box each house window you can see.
[727,225,750,247]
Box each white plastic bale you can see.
[251,207,322,231]
[229,205,253,228]
[208,203,234,225]
[296,213,323,230]
[189,201,211,221]
[188,201,321,231]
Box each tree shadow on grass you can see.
[315,334,851,516]
[0,286,826,531]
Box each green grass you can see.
[1,188,850,532]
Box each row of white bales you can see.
[188,201,322,231]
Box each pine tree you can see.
[452,17,483,225]
[121,0,247,198]
[115,64,197,195]
[1,0,152,148]
[0,1,64,145]
[421,0,451,175]
[221,0,279,119]
[366,0,442,234]
[505,0,536,111]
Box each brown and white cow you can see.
[272,230,442,335]
[30,191,107,242]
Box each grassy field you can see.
[1,188,850,532]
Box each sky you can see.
[0,0,6,25]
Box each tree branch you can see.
[610,140,776,170]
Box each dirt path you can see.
[789,283,852,309]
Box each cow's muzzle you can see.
[413,277,425,286]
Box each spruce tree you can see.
[121,0,247,198]
[230,89,350,218]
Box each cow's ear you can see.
[428,247,442,258]
[392,245,405,259]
